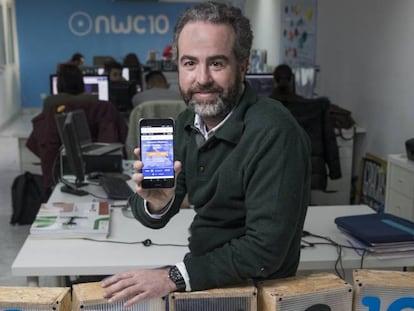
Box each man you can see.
[102,1,311,307]
[131,70,182,107]
[70,52,84,67]
[270,64,304,102]
[104,60,125,82]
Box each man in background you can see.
[132,70,182,107]
[104,60,125,82]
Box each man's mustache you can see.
[190,83,223,94]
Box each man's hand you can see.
[101,268,177,307]
[132,148,182,212]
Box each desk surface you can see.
[12,185,414,280]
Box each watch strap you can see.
[168,265,186,292]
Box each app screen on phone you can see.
[140,125,174,180]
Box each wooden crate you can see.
[257,272,353,311]
[353,269,414,311]
[0,286,70,311]
[169,285,257,311]
[72,281,166,311]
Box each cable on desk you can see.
[81,237,188,248]
[301,230,368,280]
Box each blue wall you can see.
[15,0,197,108]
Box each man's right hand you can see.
[132,148,182,212]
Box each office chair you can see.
[26,100,128,189]
[108,80,137,114]
[125,99,187,159]
[280,96,341,191]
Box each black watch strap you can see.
[168,265,186,292]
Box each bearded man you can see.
[102,1,311,307]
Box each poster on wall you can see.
[281,0,317,67]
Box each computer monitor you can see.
[122,67,143,92]
[245,74,274,97]
[93,55,114,67]
[108,80,137,113]
[49,74,110,101]
[122,67,129,81]
[60,111,86,191]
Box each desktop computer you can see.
[60,148,123,176]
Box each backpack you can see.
[10,172,50,225]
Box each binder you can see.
[334,212,414,246]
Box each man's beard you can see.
[180,73,243,118]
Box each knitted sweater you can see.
[130,83,311,290]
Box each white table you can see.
[12,184,414,286]
[298,205,414,273]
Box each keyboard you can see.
[99,175,134,200]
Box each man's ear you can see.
[240,59,249,78]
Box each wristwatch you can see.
[168,265,186,292]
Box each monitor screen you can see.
[50,74,110,101]
[109,80,137,112]
[122,67,129,81]
[245,74,274,97]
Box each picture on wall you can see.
[281,0,317,67]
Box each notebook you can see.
[335,213,414,246]
[55,109,123,156]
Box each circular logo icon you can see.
[69,11,92,36]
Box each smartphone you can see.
[139,118,175,188]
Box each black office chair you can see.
[281,96,342,191]
[108,80,137,116]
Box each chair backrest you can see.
[125,99,187,159]
[108,80,137,113]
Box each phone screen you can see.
[139,118,175,188]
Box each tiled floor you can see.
[0,167,31,286]
[0,110,58,286]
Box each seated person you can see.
[132,70,182,107]
[270,65,341,190]
[43,64,97,111]
[269,64,304,102]
[69,52,84,67]
[103,60,125,82]
[123,53,143,91]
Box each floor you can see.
[0,169,31,286]
[0,169,29,285]
[0,110,58,286]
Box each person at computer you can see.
[270,64,342,191]
[270,64,304,102]
[70,52,85,67]
[104,60,125,82]
[101,1,311,307]
[43,63,98,111]
[131,70,182,107]
[123,52,144,91]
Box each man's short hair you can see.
[172,1,253,63]
[145,70,168,86]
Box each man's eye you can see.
[183,60,195,67]
[210,61,225,69]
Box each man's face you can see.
[177,22,247,118]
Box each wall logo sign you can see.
[69,11,170,36]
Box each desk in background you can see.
[12,183,413,286]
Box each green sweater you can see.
[130,83,311,291]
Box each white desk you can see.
[298,205,413,272]
[12,184,414,286]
